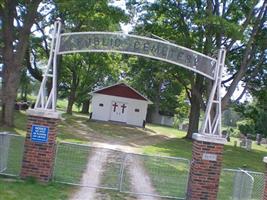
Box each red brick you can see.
[187,139,224,200]
[20,115,60,182]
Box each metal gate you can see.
[232,169,254,200]
[0,133,10,172]
[218,169,265,200]
[53,142,190,199]
[0,132,25,176]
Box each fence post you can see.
[187,133,227,200]
[263,157,267,200]
[20,110,61,182]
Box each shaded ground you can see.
[58,113,180,152]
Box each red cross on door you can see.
[112,102,118,112]
[121,104,127,114]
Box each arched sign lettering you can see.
[32,20,226,137]
[59,33,217,80]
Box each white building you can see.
[90,83,152,127]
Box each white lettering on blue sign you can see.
[31,125,49,143]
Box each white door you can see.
[110,101,127,123]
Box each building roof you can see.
[90,83,152,104]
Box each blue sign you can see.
[31,125,49,143]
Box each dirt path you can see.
[128,157,160,200]
[70,142,160,200]
[65,117,166,200]
[70,148,109,200]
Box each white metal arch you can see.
[58,32,217,80]
[33,20,226,137]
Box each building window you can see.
[135,108,140,112]
[99,103,104,107]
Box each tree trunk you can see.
[81,100,90,114]
[186,75,204,139]
[1,68,21,126]
[0,1,41,127]
[66,70,78,114]
[66,89,75,114]
[187,97,201,139]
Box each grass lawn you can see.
[1,110,267,199]
[143,136,267,172]
[0,178,72,200]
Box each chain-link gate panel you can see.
[53,142,124,190]
[232,170,254,200]
[218,169,264,200]
[120,153,190,199]
[247,171,265,200]
[0,133,10,172]
[0,133,25,176]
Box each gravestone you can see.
[256,134,262,145]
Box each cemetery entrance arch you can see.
[34,20,226,138]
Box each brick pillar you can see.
[263,157,267,200]
[20,110,60,182]
[187,133,226,200]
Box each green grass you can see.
[142,156,189,198]
[143,137,267,172]
[0,111,27,136]
[0,178,72,200]
[146,123,187,138]
[53,143,90,184]
[4,136,25,176]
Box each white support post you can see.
[29,20,62,118]
[200,48,226,137]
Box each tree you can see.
[0,1,44,126]
[54,0,128,114]
[59,53,121,114]
[126,0,267,138]
[19,68,32,101]
[124,56,183,121]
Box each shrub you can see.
[237,119,255,135]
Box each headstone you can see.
[256,134,262,145]
[240,138,246,148]
[240,137,252,151]
[222,130,230,142]
[246,139,252,151]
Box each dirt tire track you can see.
[70,148,109,200]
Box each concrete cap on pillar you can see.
[27,109,61,119]
[193,133,227,145]
[263,157,267,163]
